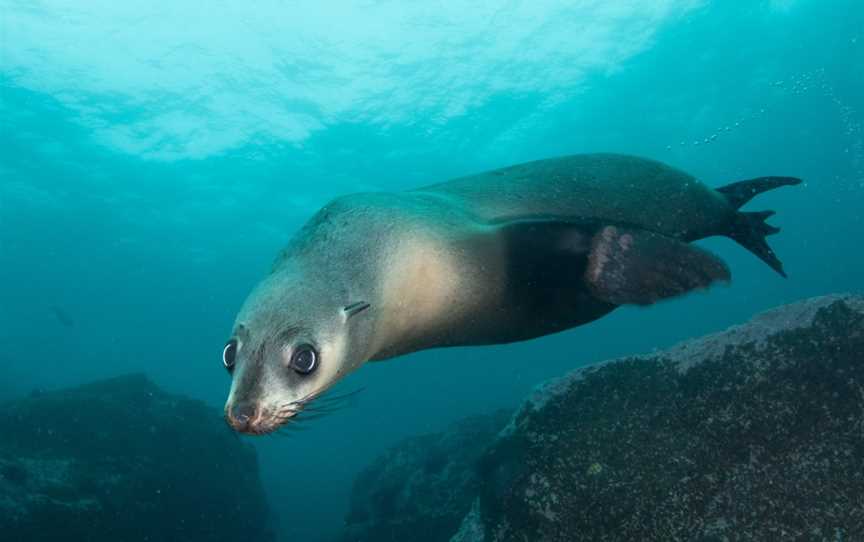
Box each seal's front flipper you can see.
[586,226,730,306]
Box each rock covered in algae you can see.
[0,374,275,542]
[452,294,864,541]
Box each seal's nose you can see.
[226,402,257,432]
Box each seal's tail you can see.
[715,176,802,278]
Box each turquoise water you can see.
[1,1,862,540]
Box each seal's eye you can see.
[290,345,318,375]
[223,339,238,372]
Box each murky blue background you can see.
[1,1,862,540]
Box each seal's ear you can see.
[343,301,371,319]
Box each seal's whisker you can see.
[297,409,339,417]
[271,428,299,437]
[276,421,311,433]
[315,390,366,406]
[297,408,338,418]
[263,386,366,435]
[307,386,364,406]
[300,403,346,413]
[286,386,361,409]
[291,412,331,424]
[274,406,301,417]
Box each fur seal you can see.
[222,153,800,434]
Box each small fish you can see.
[50,306,75,328]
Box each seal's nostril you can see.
[229,403,256,427]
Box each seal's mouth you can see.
[224,386,363,435]
[224,404,300,435]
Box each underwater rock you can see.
[337,410,512,542]
[0,374,274,542]
[453,293,864,542]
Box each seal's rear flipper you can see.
[586,226,730,306]
[716,176,802,209]
[728,210,787,277]
[716,176,800,277]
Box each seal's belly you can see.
[372,234,479,357]
[446,220,617,345]
[370,220,615,358]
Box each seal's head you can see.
[222,268,372,434]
